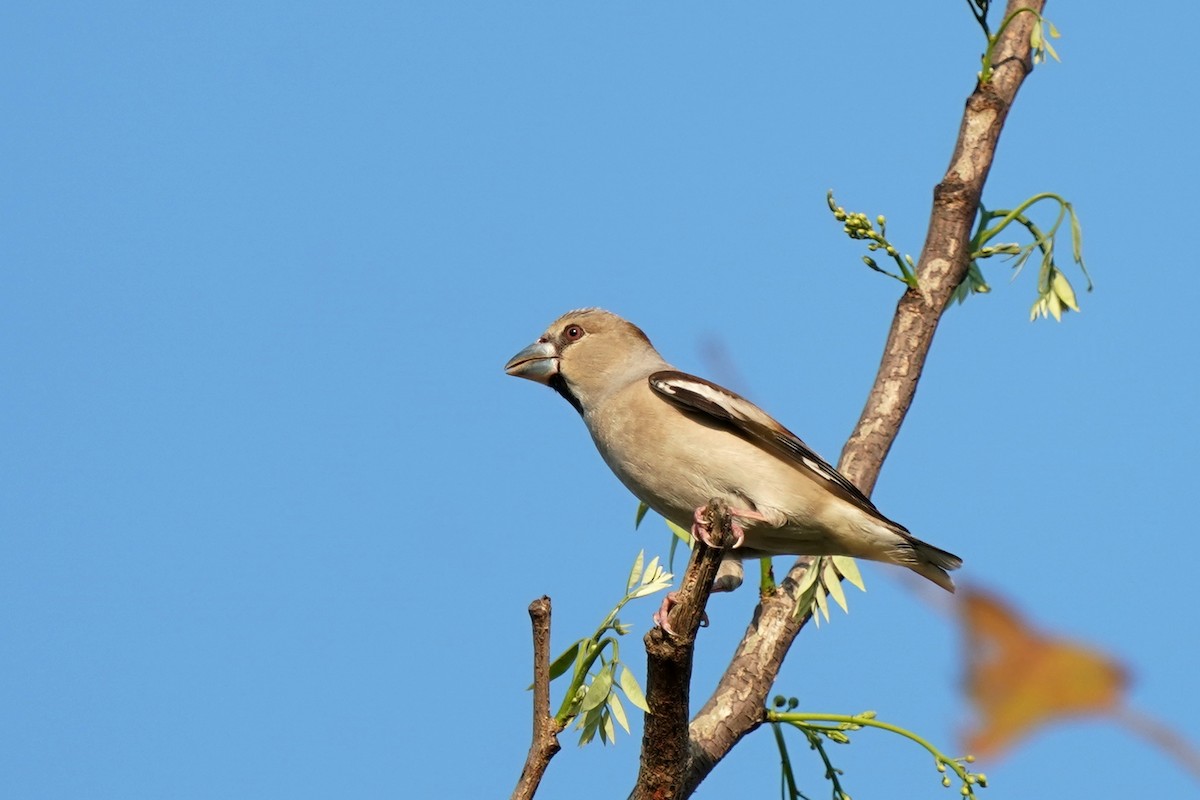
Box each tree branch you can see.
[631,500,732,800]
[679,2,1047,795]
[511,597,564,800]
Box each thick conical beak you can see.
[504,339,559,384]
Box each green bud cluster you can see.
[827,189,919,287]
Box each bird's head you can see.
[505,308,666,414]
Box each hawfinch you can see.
[505,308,961,592]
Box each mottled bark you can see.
[511,597,563,800]
[632,502,733,800]
[678,2,1047,795]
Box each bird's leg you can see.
[655,501,763,634]
[690,504,768,549]
[652,592,688,635]
[652,558,744,634]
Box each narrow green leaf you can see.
[641,556,662,587]
[578,708,599,745]
[548,641,582,682]
[831,556,865,592]
[814,583,830,622]
[629,580,672,600]
[794,559,820,596]
[573,638,591,676]
[608,692,630,734]
[1069,208,1087,280]
[1053,270,1079,311]
[822,559,849,614]
[619,666,650,712]
[634,502,650,529]
[1011,246,1034,277]
[666,519,692,544]
[1036,259,1052,294]
[580,666,613,712]
[602,710,616,744]
[1070,216,1083,264]
[627,550,645,594]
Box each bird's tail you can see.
[898,535,963,593]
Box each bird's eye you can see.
[563,324,584,341]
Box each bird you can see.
[504,308,962,599]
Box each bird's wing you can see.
[648,370,905,529]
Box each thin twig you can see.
[511,597,564,800]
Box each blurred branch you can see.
[511,597,564,800]
[1113,707,1200,782]
[678,1,1048,795]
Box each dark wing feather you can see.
[648,370,908,530]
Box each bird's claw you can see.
[691,503,765,549]
[653,591,709,637]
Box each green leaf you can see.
[548,641,582,682]
[608,692,630,734]
[635,502,650,529]
[822,559,849,614]
[627,550,645,593]
[1052,269,1079,312]
[1011,246,1034,277]
[814,582,829,623]
[831,556,866,592]
[666,518,691,571]
[666,518,692,545]
[602,710,616,744]
[640,555,662,587]
[1049,288,1063,320]
[619,666,650,712]
[792,558,823,621]
[794,559,820,597]
[578,708,600,745]
[1070,210,1083,264]
[629,580,672,600]
[572,639,591,682]
[580,665,613,712]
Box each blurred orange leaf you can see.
[960,588,1128,757]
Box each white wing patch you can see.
[648,370,889,519]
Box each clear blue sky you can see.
[3,3,1196,798]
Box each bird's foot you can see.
[652,562,743,634]
[652,591,709,636]
[691,504,767,549]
